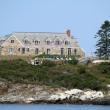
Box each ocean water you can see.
[0,104,110,110]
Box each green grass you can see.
[0,59,110,90]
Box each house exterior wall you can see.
[1,32,85,58]
[1,35,23,56]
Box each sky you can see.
[0,0,110,56]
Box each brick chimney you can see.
[66,29,71,37]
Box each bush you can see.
[0,58,108,90]
[67,58,78,65]
[42,60,56,67]
[97,62,110,74]
[48,73,104,90]
[86,59,92,65]
[78,65,86,74]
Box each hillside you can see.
[0,59,110,90]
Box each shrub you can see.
[0,58,107,90]
[78,65,86,74]
[67,58,78,65]
[42,60,56,67]
[97,62,110,74]
[86,59,92,65]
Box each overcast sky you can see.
[0,0,110,55]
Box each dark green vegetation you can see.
[95,20,110,59]
[0,59,110,90]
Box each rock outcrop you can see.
[48,89,104,103]
[0,81,109,104]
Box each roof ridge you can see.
[13,32,66,34]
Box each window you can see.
[8,48,14,54]
[22,48,25,54]
[55,40,60,45]
[46,41,51,45]
[18,48,20,52]
[65,41,70,45]
[35,48,39,54]
[47,49,50,54]
[68,48,71,56]
[11,40,14,43]
[74,49,77,55]
[27,48,29,52]
[23,38,30,45]
[35,40,40,45]
[24,40,29,44]
[61,48,64,55]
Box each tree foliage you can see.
[95,20,110,59]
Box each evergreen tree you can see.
[95,20,110,59]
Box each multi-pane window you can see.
[24,40,30,44]
[27,48,29,52]
[8,48,14,54]
[55,40,60,45]
[61,48,64,55]
[74,49,77,55]
[34,40,40,45]
[11,40,14,43]
[18,48,29,53]
[46,41,51,45]
[35,48,39,54]
[22,48,25,54]
[65,41,70,45]
[68,48,71,55]
[23,37,30,45]
[18,48,20,52]
[47,49,50,54]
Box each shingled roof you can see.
[11,32,78,47]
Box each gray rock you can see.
[0,82,109,104]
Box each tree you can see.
[95,20,110,59]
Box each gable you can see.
[1,35,23,47]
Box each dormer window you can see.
[23,37,30,45]
[55,40,60,45]
[24,40,28,44]
[33,39,40,45]
[11,40,14,43]
[65,41,70,45]
[34,40,40,45]
[45,37,51,45]
[54,36,62,45]
[46,41,51,45]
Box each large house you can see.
[0,30,85,57]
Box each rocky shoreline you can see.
[0,81,110,105]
